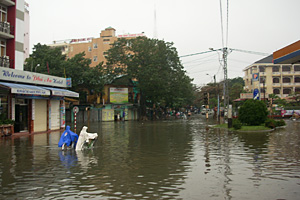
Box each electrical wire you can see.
[226,0,229,47]
[219,0,224,48]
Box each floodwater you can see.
[0,115,300,200]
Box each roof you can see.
[254,54,273,64]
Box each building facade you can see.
[0,0,25,70]
[0,0,79,135]
[49,27,145,67]
[243,40,300,99]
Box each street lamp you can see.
[206,73,213,83]
[35,64,40,72]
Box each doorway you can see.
[15,99,29,133]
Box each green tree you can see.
[106,37,194,117]
[24,43,66,74]
[24,43,108,99]
[238,99,268,125]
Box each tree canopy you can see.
[106,37,194,112]
[24,43,108,98]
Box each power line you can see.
[219,0,224,48]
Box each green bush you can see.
[0,119,15,125]
[275,119,286,127]
[265,118,285,128]
[233,119,242,130]
[265,118,276,129]
[239,99,268,126]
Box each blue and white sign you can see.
[0,67,71,88]
[253,88,260,100]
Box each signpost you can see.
[253,89,260,100]
[73,106,79,132]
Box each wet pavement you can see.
[0,115,300,199]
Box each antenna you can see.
[153,3,158,39]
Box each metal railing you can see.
[0,56,12,68]
[0,22,14,35]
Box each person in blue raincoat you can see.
[58,126,78,149]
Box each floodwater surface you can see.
[0,116,300,199]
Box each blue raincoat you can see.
[58,126,78,148]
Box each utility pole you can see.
[223,47,229,110]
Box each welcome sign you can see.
[0,67,71,88]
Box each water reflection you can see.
[0,118,300,199]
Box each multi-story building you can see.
[0,0,79,135]
[49,27,145,67]
[243,40,300,99]
[0,0,26,70]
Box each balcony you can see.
[272,83,281,87]
[0,22,14,39]
[282,71,292,75]
[272,72,281,76]
[0,56,12,68]
[282,82,293,87]
[1,0,15,6]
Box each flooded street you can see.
[1,116,300,199]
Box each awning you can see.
[41,86,79,98]
[0,81,50,95]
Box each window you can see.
[88,46,92,52]
[93,43,98,49]
[283,88,292,94]
[103,39,110,42]
[283,77,291,83]
[282,66,291,72]
[273,77,280,83]
[260,77,266,83]
[295,77,300,83]
[295,88,300,93]
[272,66,279,72]
[273,88,280,94]
[93,56,97,62]
[259,66,265,72]
[294,65,300,71]
[0,95,8,119]
[0,40,6,56]
[0,6,7,22]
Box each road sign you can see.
[253,89,260,100]
[73,106,79,114]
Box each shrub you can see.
[233,119,242,130]
[239,99,268,126]
[275,119,286,127]
[265,118,276,129]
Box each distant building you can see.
[243,40,300,99]
[49,27,145,67]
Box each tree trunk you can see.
[139,90,148,121]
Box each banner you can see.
[110,88,128,104]
[0,67,70,88]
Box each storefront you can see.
[0,67,79,134]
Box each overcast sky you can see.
[26,0,300,86]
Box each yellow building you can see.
[49,27,145,67]
[243,55,300,99]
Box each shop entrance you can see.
[15,99,29,133]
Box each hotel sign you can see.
[0,67,71,88]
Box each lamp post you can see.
[35,64,40,72]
